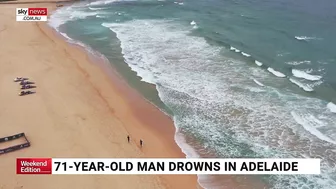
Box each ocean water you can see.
[49,0,336,188]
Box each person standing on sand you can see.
[127,135,130,143]
[140,139,143,147]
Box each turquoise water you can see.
[49,0,336,188]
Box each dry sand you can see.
[0,1,200,188]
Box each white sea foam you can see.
[96,15,107,18]
[308,80,323,88]
[174,1,183,5]
[88,7,107,10]
[60,32,72,41]
[174,128,200,158]
[47,2,336,187]
[267,68,286,78]
[254,60,263,66]
[69,11,97,20]
[286,60,311,65]
[291,111,335,144]
[289,78,314,92]
[190,20,198,29]
[49,4,102,32]
[58,31,98,57]
[48,3,105,60]
[101,23,112,28]
[304,68,313,73]
[229,46,240,53]
[292,69,322,81]
[94,36,109,41]
[295,36,320,41]
[276,52,290,57]
[246,87,265,93]
[253,79,264,87]
[49,6,98,30]
[89,0,118,6]
[241,52,251,57]
[48,7,70,29]
[327,102,336,113]
[101,19,336,189]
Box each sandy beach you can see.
[0,1,199,188]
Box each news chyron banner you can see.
[17,158,320,175]
[16,8,48,22]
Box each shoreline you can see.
[0,1,200,189]
[42,21,201,189]
[48,11,270,189]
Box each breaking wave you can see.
[229,46,241,52]
[96,15,108,18]
[327,102,336,113]
[289,78,314,92]
[49,6,98,29]
[286,60,311,65]
[295,36,321,41]
[255,60,263,66]
[291,111,336,145]
[292,69,322,81]
[241,52,251,57]
[267,68,286,78]
[253,79,264,87]
[89,0,119,6]
[50,1,336,186]
[88,7,108,10]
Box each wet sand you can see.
[0,1,200,188]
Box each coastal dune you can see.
[0,1,199,189]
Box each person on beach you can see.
[140,139,143,147]
[127,135,130,143]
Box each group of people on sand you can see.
[127,135,143,147]
[14,77,36,96]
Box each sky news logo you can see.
[16,8,48,22]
